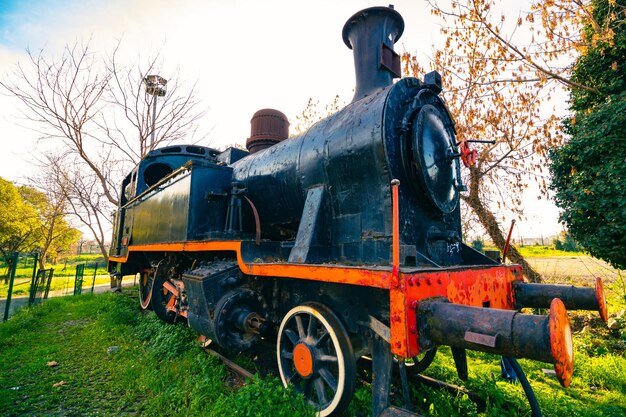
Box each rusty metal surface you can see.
[514,279,607,321]
[549,298,574,387]
[398,265,522,357]
[464,331,497,348]
[246,109,289,154]
[204,347,254,380]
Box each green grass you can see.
[517,245,587,257]
[483,245,587,258]
[1,289,624,416]
[0,290,314,417]
[407,341,626,417]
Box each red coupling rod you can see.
[502,219,516,264]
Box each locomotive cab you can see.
[109,144,226,262]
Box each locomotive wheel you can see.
[150,264,179,324]
[138,267,156,310]
[277,302,356,417]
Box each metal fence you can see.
[2,253,102,322]
[2,253,20,322]
[29,268,54,306]
[74,263,85,295]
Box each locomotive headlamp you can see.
[143,75,168,147]
[143,75,167,97]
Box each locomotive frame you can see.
[109,6,607,417]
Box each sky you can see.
[0,0,564,238]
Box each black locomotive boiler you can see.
[109,6,608,416]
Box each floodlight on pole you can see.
[143,75,167,148]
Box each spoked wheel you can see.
[150,261,181,324]
[277,302,356,417]
[138,266,157,310]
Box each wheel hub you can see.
[293,342,314,378]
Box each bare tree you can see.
[42,152,112,260]
[19,177,80,270]
[104,44,205,160]
[292,96,344,135]
[1,40,207,256]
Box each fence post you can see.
[74,263,85,295]
[3,252,19,322]
[91,263,98,294]
[28,271,38,306]
[43,269,54,300]
[28,252,39,304]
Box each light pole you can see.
[143,75,167,149]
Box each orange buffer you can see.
[513,276,608,323]
[415,297,574,387]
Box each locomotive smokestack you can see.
[342,5,404,102]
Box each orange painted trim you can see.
[595,277,608,323]
[389,288,408,356]
[391,180,400,271]
[549,298,573,387]
[293,343,314,377]
[109,240,242,263]
[389,180,407,355]
[109,241,392,289]
[243,262,391,288]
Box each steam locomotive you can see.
[109,6,608,416]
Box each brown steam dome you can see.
[246,109,289,154]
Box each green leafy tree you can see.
[471,239,484,252]
[0,178,39,258]
[0,177,80,273]
[553,238,564,251]
[550,95,626,268]
[19,185,80,269]
[550,0,626,269]
[569,0,626,112]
